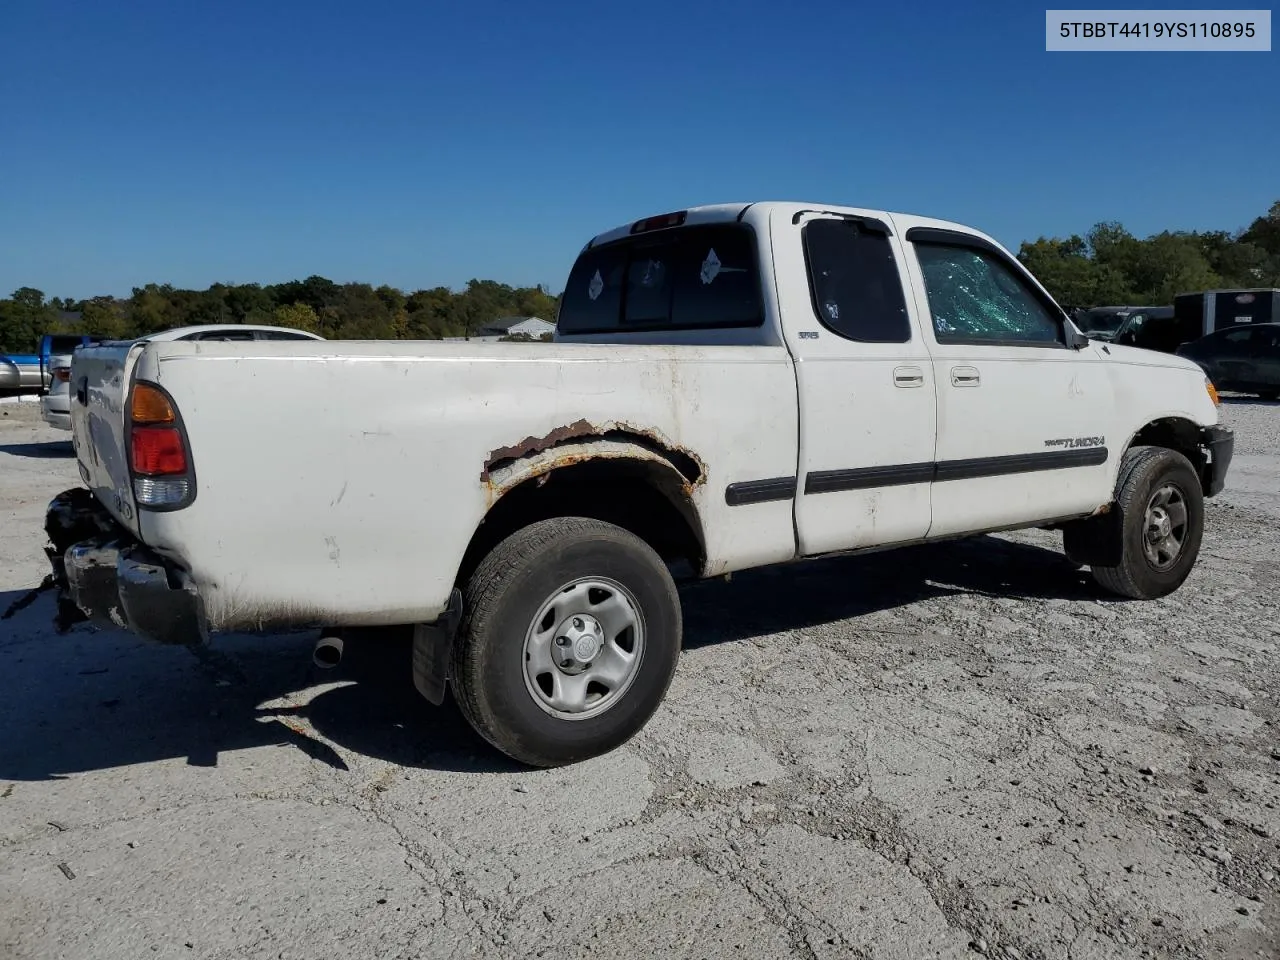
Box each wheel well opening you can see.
[457,459,706,588]
[1129,418,1205,475]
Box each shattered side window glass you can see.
[915,245,1061,345]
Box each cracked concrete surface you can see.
[1,399,1278,959]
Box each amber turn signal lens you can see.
[1205,378,1220,407]
[131,383,176,424]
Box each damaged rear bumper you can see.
[45,488,206,645]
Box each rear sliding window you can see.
[557,224,764,335]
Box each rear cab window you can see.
[557,223,764,335]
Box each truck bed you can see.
[69,338,800,632]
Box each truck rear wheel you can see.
[451,517,682,767]
[1090,446,1204,600]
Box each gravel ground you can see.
[1,398,1278,960]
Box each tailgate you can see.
[69,342,144,538]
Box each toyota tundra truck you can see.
[44,201,1234,767]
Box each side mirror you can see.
[1063,321,1091,349]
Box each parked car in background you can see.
[0,352,43,391]
[129,324,327,344]
[39,361,77,428]
[1176,322,1280,401]
[3,334,107,393]
[40,324,324,429]
[1075,306,1173,345]
[40,334,106,389]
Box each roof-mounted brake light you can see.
[631,211,687,234]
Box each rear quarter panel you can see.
[69,343,145,537]
[138,340,800,631]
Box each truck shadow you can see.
[1221,395,1279,407]
[0,534,1099,782]
[680,533,1097,648]
[0,439,76,459]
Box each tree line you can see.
[0,278,562,352]
[1016,200,1280,309]
[2,201,1277,352]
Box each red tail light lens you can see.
[131,426,188,476]
[53,367,71,383]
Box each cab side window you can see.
[914,243,1062,346]
[802,219,911,343]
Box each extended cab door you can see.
[897,221,1116,537]
[774,209,937,556]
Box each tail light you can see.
[53,367,72,383]
[129,382,195,509]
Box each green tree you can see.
[1240,200,1280,257]
[272,302,321,334]
[129,284,179,334]
[0,287,56,352]
[80,297,129,338]
[1123,232,1220,302]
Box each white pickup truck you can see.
[46,201,1234,767]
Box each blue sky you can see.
[2,0,1276,299]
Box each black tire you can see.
[1090,446,1204,600]
[451,517,681,767]
[1258,391,1279,402]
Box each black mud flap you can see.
[1062,508,1124,568]
[411,589,463,706]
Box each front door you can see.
[774,209,938,556]
[896,221,1116,538]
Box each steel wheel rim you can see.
[1142,482,1189,571]
[522,576,646,721]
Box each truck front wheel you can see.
[1089,446,1205,600]
[451,517,682,767]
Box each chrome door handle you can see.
[951,365,981,387]
[893,365,925,388]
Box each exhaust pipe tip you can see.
[313,634,344,669]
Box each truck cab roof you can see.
[583,201,1005,252]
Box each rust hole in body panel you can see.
[481,420,706,487]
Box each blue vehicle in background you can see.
[0,333,105,393]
